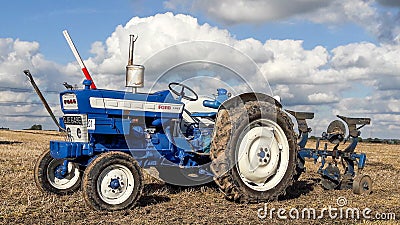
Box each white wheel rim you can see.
[97,164,135,205]
[237,119,290,191]
[46,160,80,190]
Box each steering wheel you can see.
[168,82,198,101]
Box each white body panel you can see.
[62,93,78,110]
[64,114,89,142]
[89,97,183,114]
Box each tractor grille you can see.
[63,114,88,142]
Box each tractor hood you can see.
[59,88,184,118]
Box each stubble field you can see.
[0,130,398,224]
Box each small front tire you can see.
[82,151,143,211]
[34,150,82,195]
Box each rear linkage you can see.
[286,110,372,195]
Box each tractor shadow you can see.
[279,178,319,201]
[0,140,23,145]
[138,179,316,206]
[162,181,219,194]
[137,182,219,207]
[138,183,171,207]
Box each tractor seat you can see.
[202,88,229,109]
[203,100,221,109]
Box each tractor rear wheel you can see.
[293,157,306,181]
[34,150,81,195]
[82,151,143,211]
[210,100,297,202]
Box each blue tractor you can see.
[28,33,372,211]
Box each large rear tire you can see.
[210,100,297,202]
[34,150,81,195]
[82,151,143,211]
[293,157,306,181]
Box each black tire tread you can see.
[82,151,144,211]
[34,150,81,195]
[210,100,297,203]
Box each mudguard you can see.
[218,92,282,111]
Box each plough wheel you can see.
[321,164,341,190]
[353,174,373,195]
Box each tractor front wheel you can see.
[34,150,82,195]
[82,151,143,211]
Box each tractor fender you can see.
[218,92,282,111]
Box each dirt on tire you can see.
[34,150,81,195]
[210,100,298,203]
[82,151,144,211]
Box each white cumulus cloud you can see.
[1,12,400,138]
[164,0,400,44]
[164,0,330,24]
[80,13,400,137]
[0,38,80,130]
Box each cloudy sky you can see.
[0,0,399,138]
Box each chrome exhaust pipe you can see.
[126,35,144,91]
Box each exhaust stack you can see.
[125,34,144,91]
